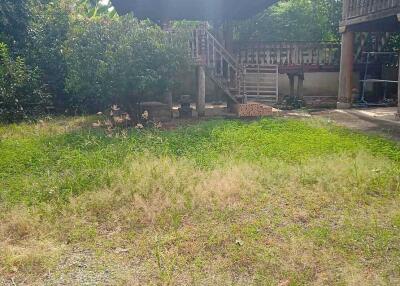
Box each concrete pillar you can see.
[288,74,295,97]
[397,54,400,120]
[196,65,206,117]
[337,30,354,109]
[297,74,304,99]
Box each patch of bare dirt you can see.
[284,107,400,142]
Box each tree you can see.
[0,0,30,54]
[236,0,342,42]
[77,0,117,18]
[63,16,189,115]
[25,0,70,112]
[0,42,50,122]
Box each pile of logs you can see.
[232,102,274,117]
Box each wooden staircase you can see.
[191,24,245,103]
[243,64,279,105]
[190,24,279,110]
[190,24,278,105]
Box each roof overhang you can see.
[111,0,278,22]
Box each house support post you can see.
[289,74,295,97]
[297,74,304,99]
[196,65,206,117]
[397,54,400,120]
[337,30,354,109]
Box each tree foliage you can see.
[236,0,342,42]
[0,0,30,53]
[77,0,117,18]
[64,16,190,114]
[26,0,70,111]
[0,43,50,122]
[0,0,190,120]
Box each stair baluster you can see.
[190,24,246,103]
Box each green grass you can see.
[0,116,400,285]
[1,117,398,205]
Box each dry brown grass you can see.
[1,151,399,285]
[0,116,92,140]
[0,209,62,283]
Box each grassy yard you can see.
[0,116,400,285]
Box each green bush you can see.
[0,42,50,122]
[64,16,190,115]
[0,1,191,119]
[0,0,30,54]
[25,0,70,112]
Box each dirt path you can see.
[284,107,400,142]
[163,104,400,142]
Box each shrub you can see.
[64,16,190,115]
[25,0,70,112]
[1,1,191,118]
[0,42,50,122]
[0,0,30,54]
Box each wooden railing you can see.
[343,0,400,25]
[233,41,341,72]
[190,24,245,103]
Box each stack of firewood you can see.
[232,102,273,117]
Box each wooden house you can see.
[338,0,400,118]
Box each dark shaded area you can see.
[347,16,400,32]
[0,0,29,54]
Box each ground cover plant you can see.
[0,117,400,285]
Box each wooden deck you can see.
[234,42,341,73]
[338,0,399,117]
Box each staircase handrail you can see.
[199,27,242,72]
[190,23,247,103]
